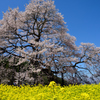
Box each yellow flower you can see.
[53,95,58,100]
[60,87,65,92]
[48,81,56,87]
[81,93,90,99]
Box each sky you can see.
[0,0,100,47]
[54,0,100,47]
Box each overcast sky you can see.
[0,0,100,47]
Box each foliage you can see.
[42,76,49,85]
[0,81,100,100]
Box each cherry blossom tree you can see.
[64,43,100,85]
[0,0,100,86]
[0,0,68,85]
[47,38,100,85]
[0,0,66,65]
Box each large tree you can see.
[0,0,69,85]
[0,0,66,65]
[0,0,100,86]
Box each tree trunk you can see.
[61,72,64,86]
